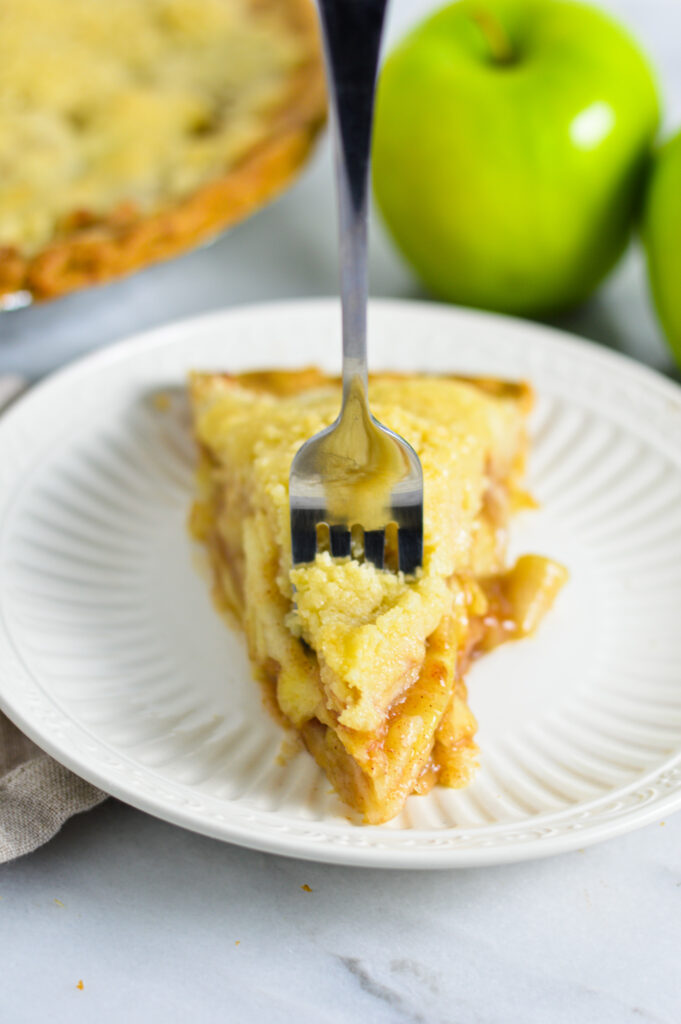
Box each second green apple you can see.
[642,131,681,367]
[373,0,659,316]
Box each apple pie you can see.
[0,0,325,304]
[188,368,567,824]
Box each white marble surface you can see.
[1,1,681,1021]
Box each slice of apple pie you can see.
[188,368,567,824]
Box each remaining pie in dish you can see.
[188,368,568,824]
[0,0,325,304]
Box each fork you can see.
[289,0,424,574]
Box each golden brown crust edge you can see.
[0,0,326,303]
[189,367,533,407]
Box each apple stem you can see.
[472,8,514,65]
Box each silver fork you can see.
[289,0,424,574]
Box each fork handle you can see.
[317,0,389,403]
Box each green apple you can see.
[642,131,681,366]
[373,0,659,316]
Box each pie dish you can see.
[189,368,568,824]
[0,0,325,305]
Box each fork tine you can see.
[291,508,322,565]
[396,503,424,575]
[398,526,423,575]
[363,530,385,569]
[330,525,352,558]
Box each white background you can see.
[2,1,681,1021]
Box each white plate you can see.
[2,299,681,868]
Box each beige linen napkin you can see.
[0,376,107,862]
